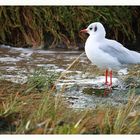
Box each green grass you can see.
[24,68,60,94]
[4,88,139,134]
[0,66,140,134]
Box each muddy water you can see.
[0,45,140,109]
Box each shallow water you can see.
[0,45,140,109]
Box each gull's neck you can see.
[89,34,105,42]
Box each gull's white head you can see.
[80,22,106,39]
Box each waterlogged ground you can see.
[0,45,140,109]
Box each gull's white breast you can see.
[85,37,121,70]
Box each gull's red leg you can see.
[104,70,112,96]
[104,69,109,96]
[105,69,108,85]
[109,70,112,87]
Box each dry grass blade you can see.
[50,52,85,91]
[113,94,140,134]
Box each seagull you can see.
[80,22,140,89]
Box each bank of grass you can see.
[0,6,140,48]
[0,67,140,134]
[24,87,140,134]
[0,80,140,134]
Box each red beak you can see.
[80,29,88,33]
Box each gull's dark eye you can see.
[94,26,97,32]
[89,27,93,30]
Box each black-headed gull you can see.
[80,22,140,87]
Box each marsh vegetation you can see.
[0,7,140,49]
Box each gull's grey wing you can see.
[99,40,135,64]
